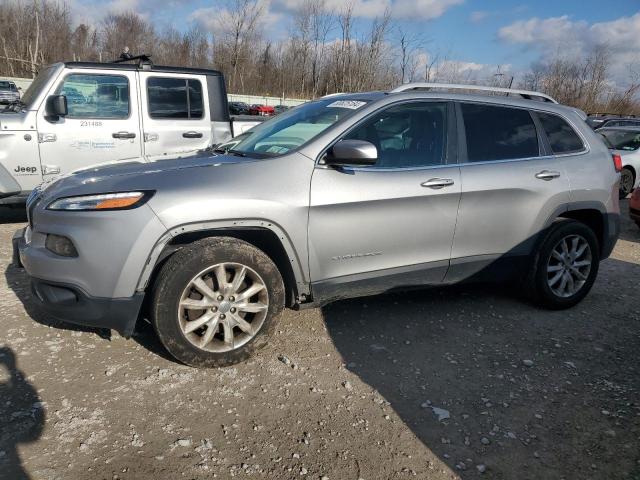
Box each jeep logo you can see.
[14,166,38,175]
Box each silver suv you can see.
[14,83,620,367]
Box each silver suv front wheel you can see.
[151,237,285,367]
[178,263,269,353]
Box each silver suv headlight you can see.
[47,191,152,211]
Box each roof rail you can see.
[320,92,350,99]
[390,82,558,104]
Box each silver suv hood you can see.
[40,152,260,201]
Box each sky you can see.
[70,0,640,86]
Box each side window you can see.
[537,112,584,154]
[56,74,129,119]
[343,102,447,168]
[461,103,539,162]
[147,77,204,119]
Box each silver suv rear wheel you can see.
[546,234,592,298]
[527,219,599,309]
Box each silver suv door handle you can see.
[112,131,136,139]
[421,178,454,189]
[535,170,561,181]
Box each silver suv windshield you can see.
[219,98,370,158]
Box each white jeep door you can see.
[138,72,212,160]
[36,69,142,175]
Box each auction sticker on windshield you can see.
[326,100,367,109]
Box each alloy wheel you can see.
[546,234,592,298]
[177,262,269,352]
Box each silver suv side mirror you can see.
[324,140,378,167]
[46,95,68,118]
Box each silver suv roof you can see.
[390,82,558,103]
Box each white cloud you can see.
[277,0,463,20]
[69,0,153,24]
[498,13,640,84]
[190,0,284,37]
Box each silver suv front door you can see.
[308,101,461,298]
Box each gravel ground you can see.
[0,203,639,480]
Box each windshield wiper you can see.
[212,147,247,157]
[227,149,247,157]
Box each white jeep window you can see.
[147,77,203,119]
[56,74,129,119]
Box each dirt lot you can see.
[0,203,639,480]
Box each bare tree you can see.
[214,0,264,93]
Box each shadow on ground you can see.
[0,206,27,225]
[322,260,640,479]
[3,265,176,363]
[0,347,45,480]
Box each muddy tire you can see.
[151,237,285,368]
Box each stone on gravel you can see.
[431,407,450,422]
[278,354,292,366]
[522,359,534,367]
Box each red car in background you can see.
[249,104,275,116]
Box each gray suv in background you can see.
[14,83,620,368]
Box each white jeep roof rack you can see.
[390,82,558,104]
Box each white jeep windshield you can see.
[222,98,370,157]
[20,65,58,108]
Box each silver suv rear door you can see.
[446,102,571,282]
[308,101,461,299]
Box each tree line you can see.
[1,0,638,114]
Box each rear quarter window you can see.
[537,112,585,154]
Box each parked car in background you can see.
[14,82,619,368]
[0,80,20,105]
[587,115,640,130]
[249,104,275,116]
[598,127,640,197]
[229,101,250,115]
[0,58,262,204]
[274,105,290,115]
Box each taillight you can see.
[612,153,622,173]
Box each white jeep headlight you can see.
[47,191,151,211]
